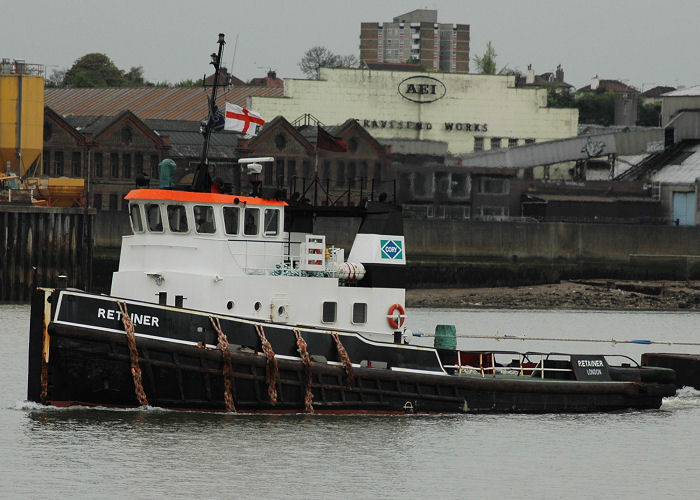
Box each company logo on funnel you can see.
[381,240,403,260]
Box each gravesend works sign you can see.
[359,75,487,132]
[361,119,488,133]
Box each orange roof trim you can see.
[125,189,288,206]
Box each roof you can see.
[45,86,284,121]
[517,73,574,90]
[125,189,287,206]
[642,86,676,98]
[248,71,284,88]
[162,130,238,159]
[58,112,237,159]
[365,62,423,72]
[662,85,700,97]
[578,80,638,93]
[652,142,700,183]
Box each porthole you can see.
[227,301,234,310]
[254,301,261,312]
[278,306,285,316]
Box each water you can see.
[3,304,700,498]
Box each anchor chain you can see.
[116,301,149,407]
[331,332,354,389]
[294,329,314,414]
[209,316,237,412]
[254,324,279,404]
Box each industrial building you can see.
[251,68,578,156]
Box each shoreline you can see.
[406,280,700,311]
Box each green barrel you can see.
[434,324,457,350]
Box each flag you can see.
[317,126,347,152]
[208,104,225,132]
[224,102,265,137]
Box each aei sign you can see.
[398,76,446,103]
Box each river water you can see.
[2,303,700,498]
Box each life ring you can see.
[387,304,406,329]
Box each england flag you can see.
[224,103,265,138]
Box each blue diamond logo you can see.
[381,239,403,260]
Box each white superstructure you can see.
[111,189,406,337]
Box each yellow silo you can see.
[0,59,44,177]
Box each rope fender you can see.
[294,329,315,414]
[116,301,149,407]
[331,332,354,389]
[254,324,279,404]
[209,316,237,413]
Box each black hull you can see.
[28,290,676,414]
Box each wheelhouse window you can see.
[352,303,367,324]
[145,204,163,232]
[263,208,279,236]
[244,208,260,236]
[167,205,188,233]
[223,206,240,235]
[129,204,144,233]
[322,301,337,323]
[193,205,216,234]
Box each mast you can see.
[191,33,226,192]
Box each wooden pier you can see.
[0,206,94,301]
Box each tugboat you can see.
[26,35,676,414]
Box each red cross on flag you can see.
[224,102,265,137]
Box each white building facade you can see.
[250,68,578,155]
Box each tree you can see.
[473,41,498,75]
[174,79,202,87]
[45,68,66,88]
[638,101,661,127]
[124,66,145,86]
[576,91,615,126]
[298,46,358,79]
[546,85,576,108]
[337,54,359,68]
[64,53,126,87]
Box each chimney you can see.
[555,64,564,83]
[591,75,599,90]
[526,64,535,85]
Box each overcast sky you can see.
[4,0,698,91]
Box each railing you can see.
[288,175,396,207]
[226,236,330,277]
[442,350,638,379]
[0,59,44,76]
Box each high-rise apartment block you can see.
[360,9,470,73]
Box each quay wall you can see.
[89,213,700,290]
[323,218,700,286]
[0,206,93,301]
